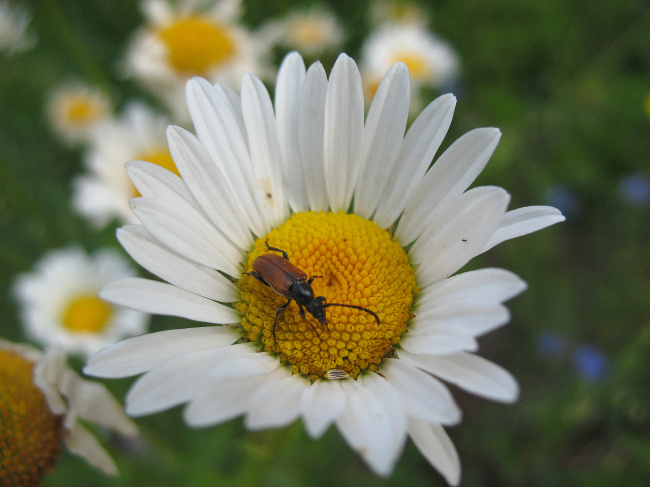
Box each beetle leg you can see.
[307,275,323,284]
[243,271,270,288]
[273,299,292,343]
[264,240,289,260]
[298,306,322,338]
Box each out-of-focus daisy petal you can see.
[300,378,346,438]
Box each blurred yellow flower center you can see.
[62,294,113,333]
[157,16,236,77]
[237,212,417,381]
[391,50,429,79]
[0,349,63,486]
[289,19,328,47]
[63,96,105,126]
[131,148,180,197]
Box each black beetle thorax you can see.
[290,280,315,305]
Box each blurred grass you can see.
[1,0,649,486]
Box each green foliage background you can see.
[1,0,649,485]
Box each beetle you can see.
[244,241,380,342]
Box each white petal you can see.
[362,372,408,472]
[60,369,137,436]
[400,351,519,403]
[373,94,456,228]
[65,420,118,475]
[126,160,196,207]
[100,278,241,324]
[407,419,461,486]
[324,53,364,211]
[84,326,238,378]
[400,331,478,355]
[276,52,309,212]
[383,359,461,426]
[166,126,253,249]
[130,196,241,276]
[207,344,280,382]
[184,375,267,427]
[299,61,328,211]
[186,77,270,236]
[480,205,566,254]
[354,63,410,218]
[410,187,510,288]
[396,128,501,244]
[418,268,526,308]
[117,225,239,303]
[410,302,511,337]
[335,378,397,476]
[246,373,308,430]
[126,348,218,416]
[300,378,346,438]
[241,73,289,227]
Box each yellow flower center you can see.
[157,16,236,77]
[62,95,105,126]
[390,50,430,80]
[289,19,328,48]
[0,350,63,486]
[237,212,417,381]
[62,294,113,333]
[131,148,180,197]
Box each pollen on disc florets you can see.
[237,211,417,381]
[0,350,64,487]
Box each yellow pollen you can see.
[237,212,417,380]
[390,50,430,80]
[0,350,64,486]
[131,148,179,197]
[157,16,236,77]
[62,294,113,334]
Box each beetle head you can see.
[305,296,327,326]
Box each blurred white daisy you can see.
[124,0,272,122]
[360,24,459,111]
[85,52,564,484]
[368,0,428,28]
[262,5,344,57]
[45,81,113,147]
[73,102,174,228]
[13,246,148,357]
[0,339,137,482]
[0,0,37,54]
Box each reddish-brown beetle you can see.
[244,241,380,342]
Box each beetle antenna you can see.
[322,303,380,324]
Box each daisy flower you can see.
[73,102,175,228]
[13,246,148,357]
[368,0,429,28]
[0,339,137,483]
[124,0,272,122]
[360,24,459,111]
[0,0,37,55]
[45,81,113,147]
[261,5,345,57]
[85,52,564,484]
